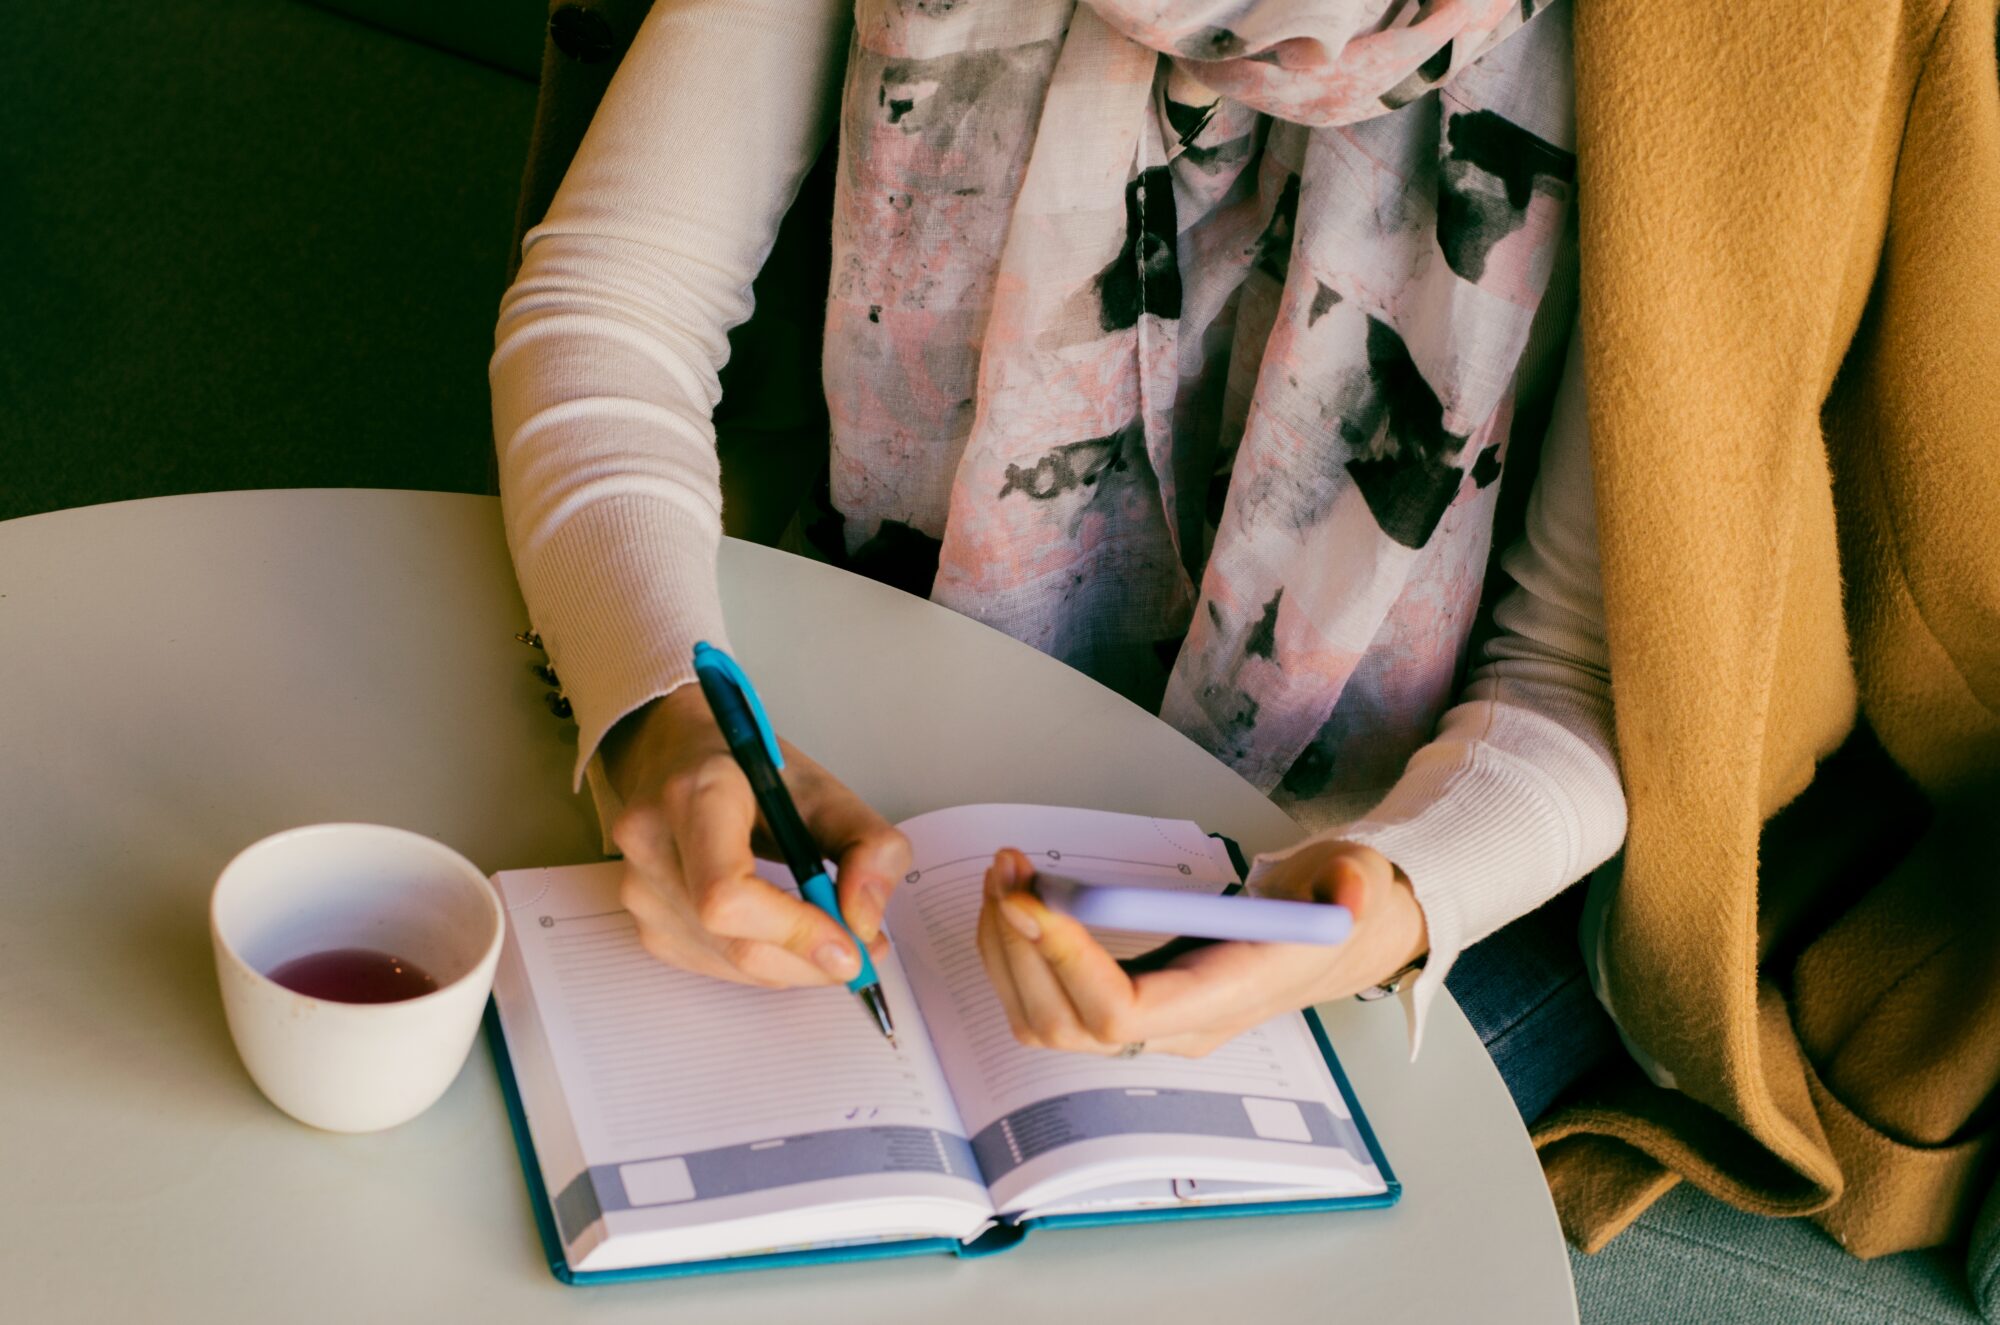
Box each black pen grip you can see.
[695,669,828,885]
[747,759,829,886]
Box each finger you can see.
[794,768,910,944]
[618,866,767,986]
[991,894,1102,1051]
[975,895,1040,1049]
[995,883,1149,1048]
[1128,936,1338,1028]
[608,797,676,877]
[989,855,1109,1052]
[610,777,730,970]
[672,772,861,983]
[1051,932,1335,1051]
[721,936,845,988]
[1132,1026,1243,1059]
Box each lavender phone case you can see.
[1034,875,1353,945]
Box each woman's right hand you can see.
[599,685,911,989]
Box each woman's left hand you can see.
[975,841,1430,1058]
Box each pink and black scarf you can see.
[818,0,1576,820]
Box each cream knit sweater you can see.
[489,0,1628,1051]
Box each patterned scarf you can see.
[818,0,1577,821]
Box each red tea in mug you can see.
[266,948,439,1003]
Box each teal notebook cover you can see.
[486,1003,1400,1285]
[486,831,1400,1285]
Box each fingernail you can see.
[998,897,1041,942]
[814,942,858,978]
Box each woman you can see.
[491,0,1622,1080]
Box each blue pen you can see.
[691,642,896,1046]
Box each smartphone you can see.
[1032,873,1353,946]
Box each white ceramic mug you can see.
[210,823,503,1132]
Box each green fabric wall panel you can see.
[0,0,538,520]
[305,0,549,80]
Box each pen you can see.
[691,642,897,1046]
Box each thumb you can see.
[833,838,906,945]
[1259,840,1394,911]
[1323,849,1379,915]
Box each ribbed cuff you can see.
[1338,740,1577,1059]
[1252,730,1586,1060]
[509,491,732,794]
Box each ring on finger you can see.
[1116,1041,1146,1059]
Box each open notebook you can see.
[487,804,1397,1283]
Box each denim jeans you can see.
[1443,880,1621,1124]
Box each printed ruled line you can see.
[903,854,994,885]
[548,908,628,925]
[518,869,949,1156]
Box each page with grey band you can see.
[493,862,993,1271]
[880,805,1389,1217]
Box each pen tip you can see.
[859,985,896,1047]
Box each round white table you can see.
[0,490,1577,1323]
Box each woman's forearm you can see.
[491,0,852,797]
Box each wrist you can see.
[600,684,714,800]
[1353,872,1429,1003]
[1386,865,1430,973]
[1348,864,1429,1003]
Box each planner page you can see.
[491,862,992,1271]
[880,805,1389,1217]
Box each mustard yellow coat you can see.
[1539,0,2000,1258]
